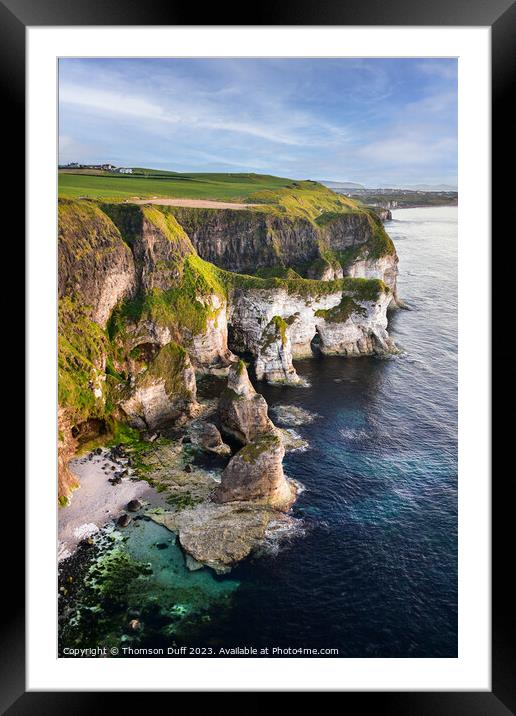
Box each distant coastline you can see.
[337,188,458,211]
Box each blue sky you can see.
[59,58,457,187]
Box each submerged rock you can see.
[271,404,320,427]
[213,431,296,512]
[185,554,204,571]
[218,361,275,444]
[117,514,132,528]
[278,428,309,453]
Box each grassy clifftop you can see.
[58,169,359,222]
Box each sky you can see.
[59,58,458,188]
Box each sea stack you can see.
[215,361,296,512]
[218,360,275,444]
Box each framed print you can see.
[4,0,513,707]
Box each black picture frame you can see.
[5,0,513,709]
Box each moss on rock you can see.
[315,296,367,323]
[239,432,282,464]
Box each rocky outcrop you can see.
[187,293,236,371]
[215,361,296,511]
[120,343,198,430]
[100,203,236,372]
[374,208,393,221]
[129,208,193,293]
[151,503,295,574]
[213,431,296,511]
[255,316,304,384]
[316,289,397,355]
[58,200,136,327]
[218,361,275,443]
[344,254,399,304]
[188,421,231,456]
[58,408,80,504]
[228,279,396,384]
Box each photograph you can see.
[56,57,459,660]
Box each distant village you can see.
[59,162,133,174]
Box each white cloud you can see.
[59,81,329,147]
[416,61,457,81]
[357,136,456,166]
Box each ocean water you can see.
[200,206,458,657]
[59,206,457,657]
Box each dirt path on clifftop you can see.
[130,198,259,210]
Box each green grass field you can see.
[58,170,301,202]
[58,168,360,222]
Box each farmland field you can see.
[58,170,300,202]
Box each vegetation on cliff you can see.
[315,296,367,323]
[315,208,396,270]
[239,432,282,464]
[221,269,388,303]
[108,252,226,341]
[57,180,397,501]
[138,342,192,398]
[58,295,112,423]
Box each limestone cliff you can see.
[228,277,396,384]
[119,343,198,431]
[58,200,136,327]
[57,196,399,501]
[171,205,398,300]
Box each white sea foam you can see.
[272,404,321,427]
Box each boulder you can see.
[188,421,231,456]
[127,499,142,512]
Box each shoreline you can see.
[58,448,169,562]
[386,203,457,211]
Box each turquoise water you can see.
[58,519,239,651]
[59,206,457,657]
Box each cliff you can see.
[170,203,398,298]
[57,192,399,500]
[228,276,396,384]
